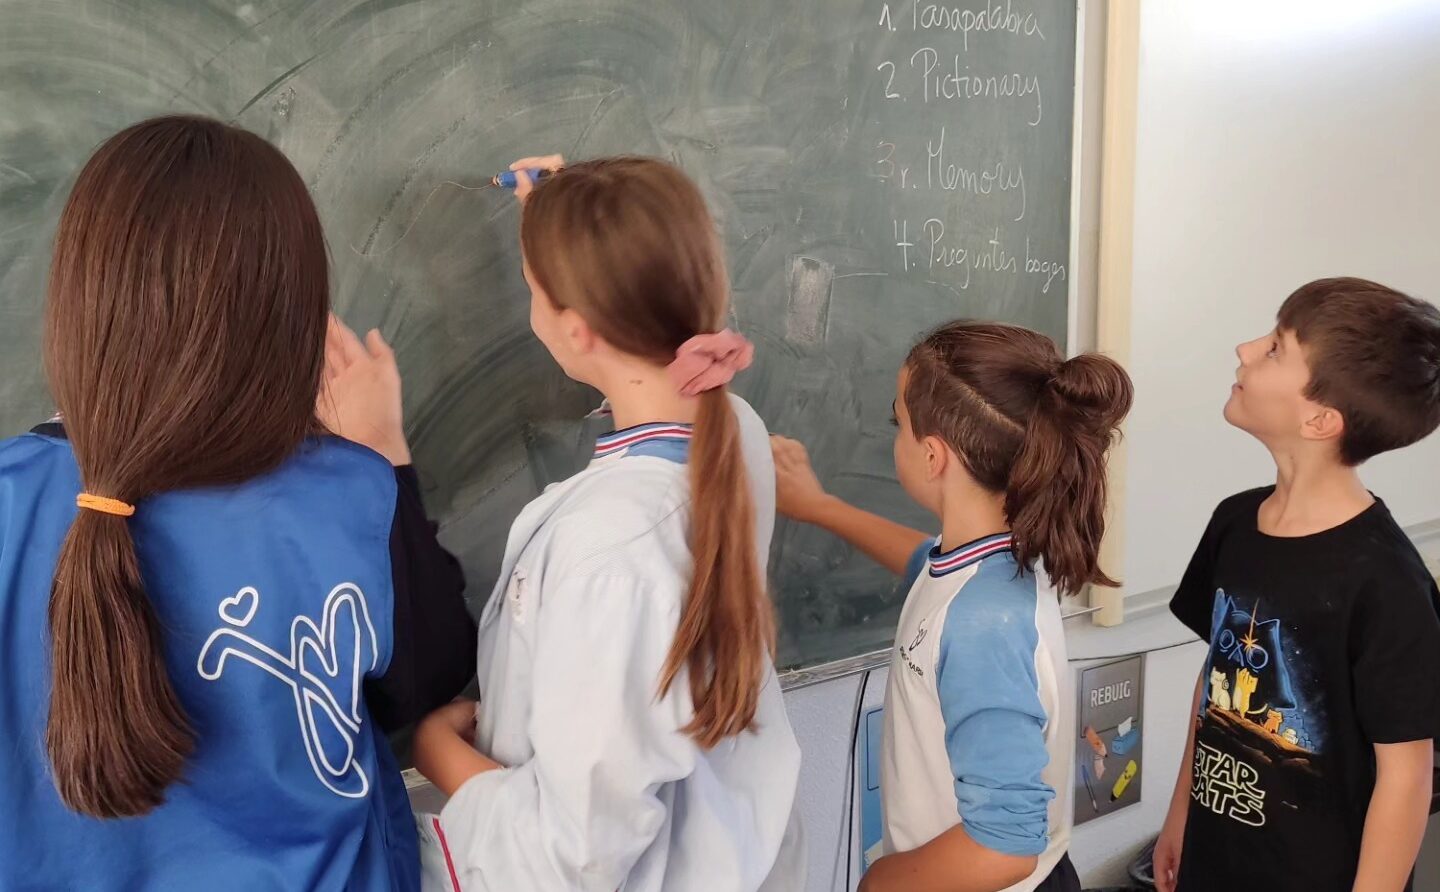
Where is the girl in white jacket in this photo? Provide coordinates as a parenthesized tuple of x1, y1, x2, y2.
(413, 156, 803, 892)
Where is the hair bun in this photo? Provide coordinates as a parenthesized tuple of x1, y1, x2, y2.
(1046, 353, 1134, 434)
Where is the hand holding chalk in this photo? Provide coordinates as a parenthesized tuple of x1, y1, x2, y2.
(490, 169, 552, 190)
(506, 154, 565, 201)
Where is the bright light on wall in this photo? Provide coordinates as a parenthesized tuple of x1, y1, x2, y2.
(1192, 0, 1438, 42)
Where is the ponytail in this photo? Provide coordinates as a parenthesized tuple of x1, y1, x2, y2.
(1006, 354, 1132, 597)
(905, 323, 1133, 598)
(42, 116, 331, 816)
(658, 387, 775, 748)
(521, 157, 777, 747)
(48, 506, 194, 817)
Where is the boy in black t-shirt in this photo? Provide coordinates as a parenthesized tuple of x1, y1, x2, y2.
(1154, 278, 1440, 892)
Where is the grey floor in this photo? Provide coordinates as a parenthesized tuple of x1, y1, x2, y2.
(1419, 816, 1440, 892)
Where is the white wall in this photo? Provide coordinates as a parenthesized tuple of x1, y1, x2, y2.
(1121, 0, 1440, 596)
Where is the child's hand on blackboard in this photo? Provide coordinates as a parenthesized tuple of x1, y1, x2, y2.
(771, 435, 831, 523)
(509, 154, 565, 201)
(317, 314, 412, 466)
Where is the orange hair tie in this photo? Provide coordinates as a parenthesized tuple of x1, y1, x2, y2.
(76, 493, 136, 517)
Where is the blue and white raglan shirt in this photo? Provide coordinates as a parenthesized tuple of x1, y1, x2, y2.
(0, 425, 476, 891)
(437, 395, 805, 892)
(882, 534, 1073, 891)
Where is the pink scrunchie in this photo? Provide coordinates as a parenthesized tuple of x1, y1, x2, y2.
(666, 330, 755, 397)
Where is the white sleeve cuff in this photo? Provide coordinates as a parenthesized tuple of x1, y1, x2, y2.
(436, 766, 515, 885)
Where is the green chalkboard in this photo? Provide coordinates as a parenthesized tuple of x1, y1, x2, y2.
(0, 0, 1077, 670)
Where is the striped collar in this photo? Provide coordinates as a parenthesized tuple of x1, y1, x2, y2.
(928, 532, 1014, 577)
(593, 422, 694, 460)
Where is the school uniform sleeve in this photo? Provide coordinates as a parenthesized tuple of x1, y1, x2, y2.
(899, 540, 932, 593)
(440, 574, 696, 891)
(934, 589, 1054, 857)
(1349, 573, 1440, 743)
(365, 465, 476, 732)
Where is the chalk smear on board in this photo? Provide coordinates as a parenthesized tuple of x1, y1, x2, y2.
(785, 255, 834, 345)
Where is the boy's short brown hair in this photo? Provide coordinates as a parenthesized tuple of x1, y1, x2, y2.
(1279, 277, 1440, 465)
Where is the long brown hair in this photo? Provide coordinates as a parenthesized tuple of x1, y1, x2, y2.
(904, 321, 1132, 597)
(43, 116, 330, 817)
(520, 157, 772, 748)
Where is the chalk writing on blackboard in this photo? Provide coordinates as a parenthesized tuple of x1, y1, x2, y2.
(872, 4, 1063, 299)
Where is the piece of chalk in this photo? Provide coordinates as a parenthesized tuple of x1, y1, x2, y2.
(491, 168, 553, 190)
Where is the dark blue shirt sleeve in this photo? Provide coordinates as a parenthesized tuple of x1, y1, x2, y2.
(900, 539, 931, 593)
(366, 465, 476, 732)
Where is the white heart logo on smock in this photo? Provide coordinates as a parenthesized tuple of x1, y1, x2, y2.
(218, 586, 259, 627)
(196, 583, 378, 798)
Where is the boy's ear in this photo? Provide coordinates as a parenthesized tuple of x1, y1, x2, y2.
(922, 434, 949, 481)
(560, 307, 597, 355)
(1300, 404, 1345, 446)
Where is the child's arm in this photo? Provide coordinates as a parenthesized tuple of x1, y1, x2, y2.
(367, 465, 477, 731)
(1347, 574, 1440, 890)
(1352, 739, 1434, 892)
(414, 700, 501, 795)
(320, 314, 478, 729)
(771, 435, 929, 575)
(859, 824, 1035, 892)
(1154, 672, 1203, 892)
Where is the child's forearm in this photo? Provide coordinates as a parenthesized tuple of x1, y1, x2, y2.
(800, 494, 930, 576)
(859, 824, 1036, 892)
(1154, 673, 1213, 892)
(1169, 673, 1203, 817)
(1352, 740, 1434, 892)
(414, 721, 501, 797)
